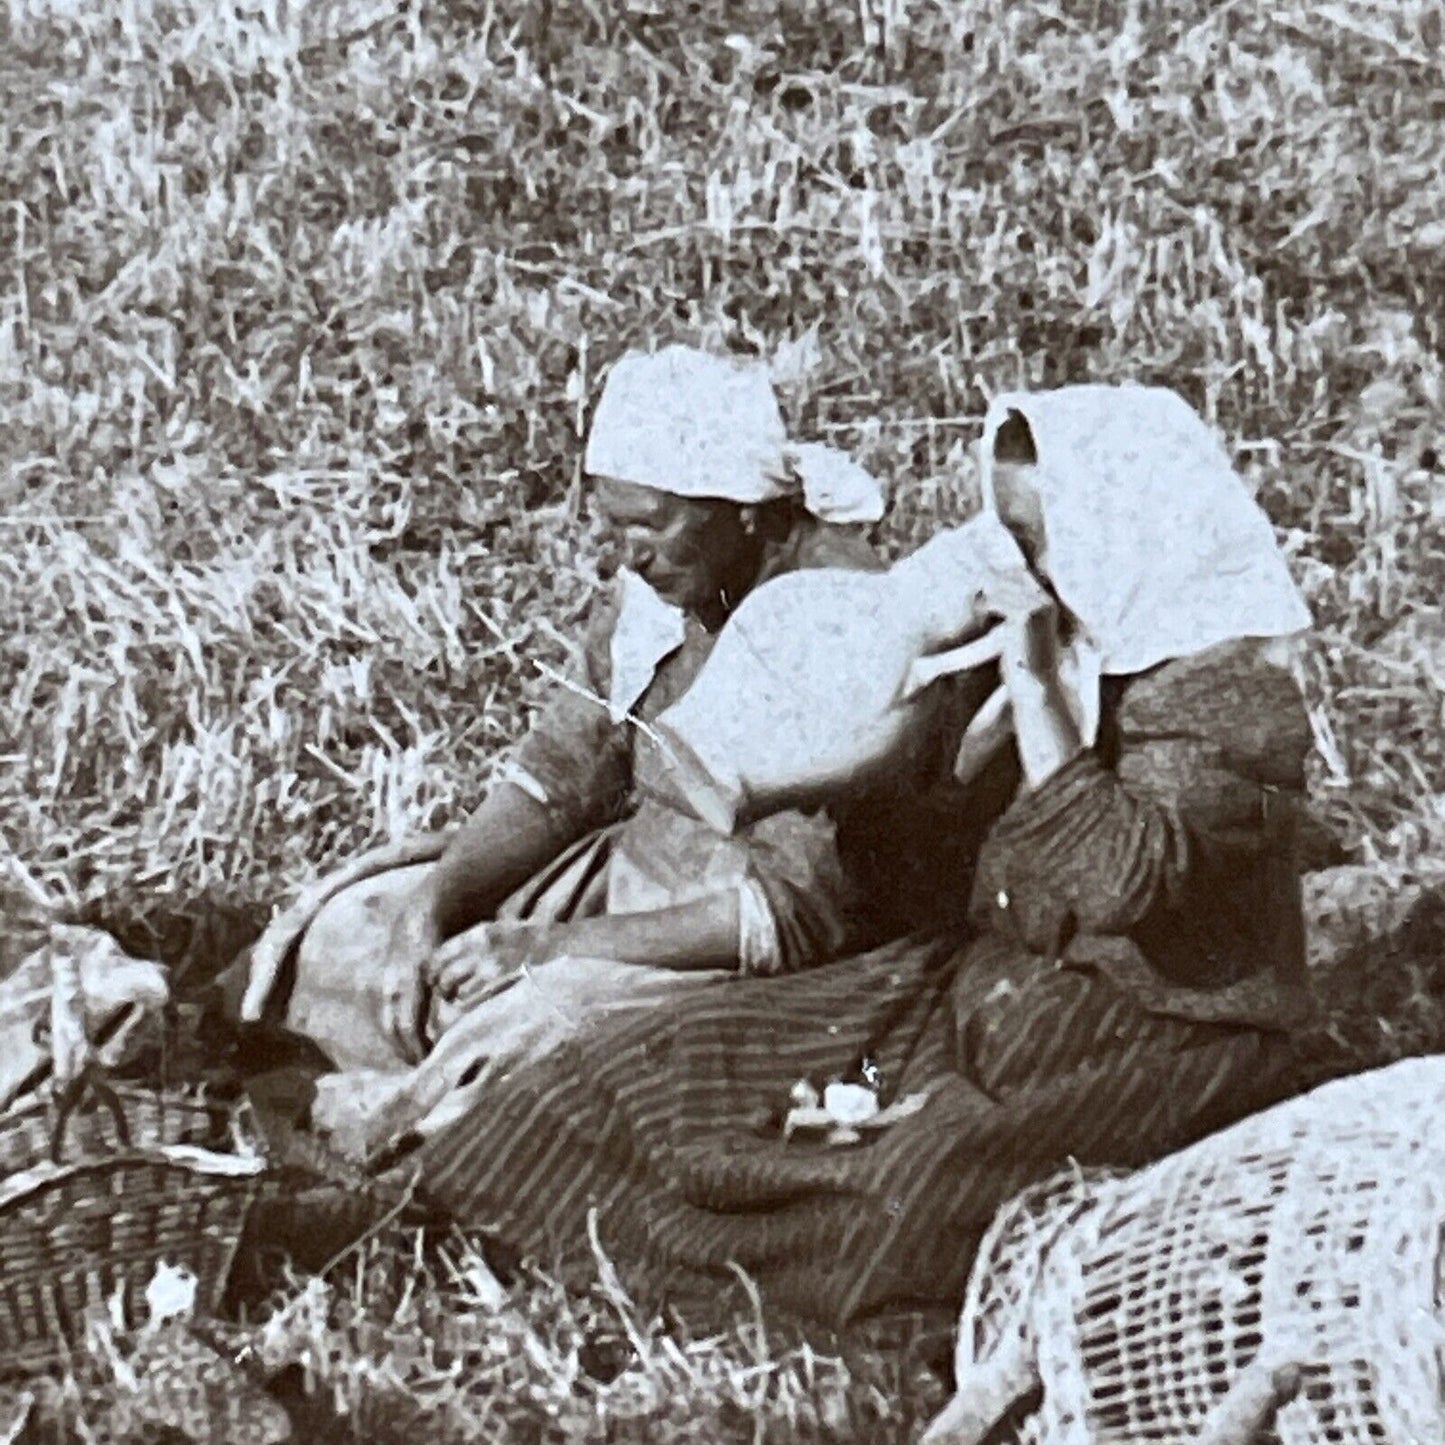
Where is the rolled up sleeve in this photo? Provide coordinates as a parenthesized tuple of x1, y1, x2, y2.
(502, 600, 633, 843)
(738, 808, 856, 976)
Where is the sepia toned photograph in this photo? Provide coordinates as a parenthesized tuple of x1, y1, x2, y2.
(1, 0, 1442, 1439)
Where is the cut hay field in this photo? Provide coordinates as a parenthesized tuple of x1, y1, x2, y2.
(1, 0, 1443, 1438)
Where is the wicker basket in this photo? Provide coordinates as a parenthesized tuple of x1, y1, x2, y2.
(0, 1078, 266, 1378)
(0, 941, 267, 1378)
(0, 1083, 249, 1177)
(925, 1057, 1445, 1445)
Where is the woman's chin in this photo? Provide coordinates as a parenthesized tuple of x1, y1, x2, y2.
(643, 574, 707, 613)
(632, 564, 677, 594)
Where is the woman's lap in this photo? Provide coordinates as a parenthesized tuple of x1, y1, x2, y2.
(415, 936, 1313, 1331)
(262, 831, 726, 1158)
(282, 862, 431, 1072)
(954, 948, 1307, 1152)
(259, 850, 1314, 1330)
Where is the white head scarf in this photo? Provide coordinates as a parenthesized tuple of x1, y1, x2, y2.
(584, 344, 886, 523)
(980, 383, 1312, 678)
(590, 345, 887, 720)
(962, 383, 1312, 755)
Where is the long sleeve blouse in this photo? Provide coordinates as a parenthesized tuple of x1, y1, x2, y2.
(967, 638, 1316, 1028)
(496, 519, 890, 976)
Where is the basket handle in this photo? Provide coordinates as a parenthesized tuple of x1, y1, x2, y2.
(48, 937, 93, 1088)
(45, 940, 133, 1162)
(48, 1066, 133, 1164)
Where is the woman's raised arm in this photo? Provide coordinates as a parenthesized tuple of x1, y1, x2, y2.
(966, 642, 1311, 960)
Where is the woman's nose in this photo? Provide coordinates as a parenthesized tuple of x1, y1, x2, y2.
(589, 518, 642, 575)
(586, 515, 616, 563)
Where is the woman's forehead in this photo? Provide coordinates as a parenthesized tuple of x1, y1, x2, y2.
(594, 475, 666, 516)
(988, 460, 1045, 518)
(593, 476, 705, 525)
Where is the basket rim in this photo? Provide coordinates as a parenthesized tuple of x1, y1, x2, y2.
(0, 1143, 267, 1212)
(0, 1080, 268, 1156)
(1, 1080, 236, 1117)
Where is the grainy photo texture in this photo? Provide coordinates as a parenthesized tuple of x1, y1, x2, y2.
(1, 0, 1442, 1440)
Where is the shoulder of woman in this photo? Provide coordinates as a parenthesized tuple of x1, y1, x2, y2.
(1115, 637, 1312, 772)
(575, 583, 625, 688)
(583, 582, 625, 643)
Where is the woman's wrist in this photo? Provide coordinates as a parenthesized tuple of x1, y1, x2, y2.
(1008, 670, 1085, 787)
(547, 896, 742, 972)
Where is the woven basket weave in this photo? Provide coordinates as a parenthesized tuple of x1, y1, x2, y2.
(0, 1083, 243, 1176)
(0, 941, 266, 1378)
(924, 1056, 1445, 1445)
(0, 1082, 266, 1378)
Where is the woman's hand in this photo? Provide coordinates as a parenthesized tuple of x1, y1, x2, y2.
(425, 919, 555, 1010)
(997, 595, 1085, 789)
(379, 894, 443, 1063)
(1002, 595, 1065, 692)
(954, 561, 1083, 790)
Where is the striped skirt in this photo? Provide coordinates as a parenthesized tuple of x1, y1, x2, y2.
(417, 933, 1313, 1334)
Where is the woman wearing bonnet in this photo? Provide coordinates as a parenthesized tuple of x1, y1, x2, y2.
(404, 383, 1329, 1337)
(232, 344, 992, 1157)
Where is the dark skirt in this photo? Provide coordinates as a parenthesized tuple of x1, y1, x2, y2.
(415, 932, 1314, 1335)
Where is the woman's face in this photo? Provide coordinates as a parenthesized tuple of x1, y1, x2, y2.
(591, 476, 753, 616)
(990, 462, 1049, 575)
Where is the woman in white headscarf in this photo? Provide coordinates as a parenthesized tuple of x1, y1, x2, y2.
(406, 382, 1331, 1343)
(230, 345, 990, 1158)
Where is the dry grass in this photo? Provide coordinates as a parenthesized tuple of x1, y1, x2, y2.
(8, 1231, 946, 1443)
(2, 0, 1443, 1438)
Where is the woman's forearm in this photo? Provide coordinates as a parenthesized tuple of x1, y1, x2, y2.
(548, 892, 742, 972)
(1009, 674, 1085, 790)
(428, 783, 576, 938)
